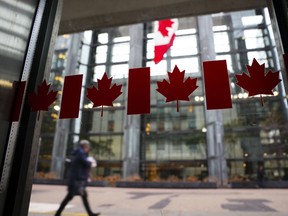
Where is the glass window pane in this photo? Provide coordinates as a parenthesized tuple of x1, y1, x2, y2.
(171, 57, 199, 73)
(112, 55, 129, 63)
(93, 66, 106, 81)
(96, 45, 108, 54)
(247, 51, 267, 63)
(170, 35, 198, 56)
(95, 54, 107, 64)
(176, 28, 197, 35)
(112, 43, 129, 62)
(148, 60, 167, 76)
(146, 39, 154, 59)
(216, 55, 233, 72)
(214, 32, 230, 52)
(112, 43, 129, 55)
(98, 33, 108, 44)
(113, 36, 130, 43)
(110, 64, 129, 79)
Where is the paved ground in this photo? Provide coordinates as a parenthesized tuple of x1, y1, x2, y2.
(29, 184, 288, 216)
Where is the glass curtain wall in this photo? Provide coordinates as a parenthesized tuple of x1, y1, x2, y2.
(36, 7, 288, 183)
(216, 9, 288, 182)
(141, 8, 288, 182)
(73, 26, 131, 179)
(36, 36, 69, 177)
(142, 17, 207, 182)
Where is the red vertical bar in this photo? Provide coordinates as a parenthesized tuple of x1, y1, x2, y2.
(127, 67, 150, 115)
(203, 60, 232, 110)
(11, 81, 26, 121)
(59, 74, 83, 119)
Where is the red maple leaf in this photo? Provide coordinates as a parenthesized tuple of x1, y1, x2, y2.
(86, 73, 122, 117)
(235, 58, 281, 106)
(28, 80, 58, 119)
(158, 19, 174, 37)
(156, 65, 198, 112)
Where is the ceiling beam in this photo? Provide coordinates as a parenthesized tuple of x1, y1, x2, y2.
(59, 0, 267, 34)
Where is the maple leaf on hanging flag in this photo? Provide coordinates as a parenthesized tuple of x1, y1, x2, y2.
(156, 65, 198, 112)
(154, 18, 178, 64)
(28, 80, 58, 119)
(158, 19, 174, 36)
(235, 58, 281, 106)
(86, 73, 122, 117)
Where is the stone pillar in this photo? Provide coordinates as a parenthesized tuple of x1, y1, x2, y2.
(50, 33, 83, 178)
(122, 24, 144, 179)
(197, 15, 228, 186)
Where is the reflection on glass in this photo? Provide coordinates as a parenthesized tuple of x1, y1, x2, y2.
(0, 0, 38, 171)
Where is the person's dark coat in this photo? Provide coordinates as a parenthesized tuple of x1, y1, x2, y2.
(257, 167, 264, 181)
(68, 147, 91, 194)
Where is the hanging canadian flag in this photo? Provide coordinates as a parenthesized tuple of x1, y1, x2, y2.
(154, 19, 178, 64)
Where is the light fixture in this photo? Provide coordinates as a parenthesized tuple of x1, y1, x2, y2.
(243, 93, 248, 98)
(0, 79, 13, 89)
(53, 105, 60, 111)
(87, 103, 93, 109)
(273, 91, 279, 96)
(113, 102, 121, 107)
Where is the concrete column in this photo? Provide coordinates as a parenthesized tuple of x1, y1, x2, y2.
(50, 33, 83, 178)
(122, 24, 144, 179)
(197, 15, 228, 186)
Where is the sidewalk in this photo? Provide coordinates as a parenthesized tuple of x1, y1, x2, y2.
(29, 184, 288, 216)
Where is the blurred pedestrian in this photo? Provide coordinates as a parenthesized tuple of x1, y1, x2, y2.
(257, 165, 264, 188)
(283, 168, 288, 181)
(55, 140, 100, 216)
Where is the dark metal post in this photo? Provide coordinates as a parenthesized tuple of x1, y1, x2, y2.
(268, 0, 288, 84)
(270, 0, 288, 53)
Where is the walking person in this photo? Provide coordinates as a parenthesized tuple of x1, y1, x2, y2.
(55, 140, 100, 216)
(257, 165, 264, 188)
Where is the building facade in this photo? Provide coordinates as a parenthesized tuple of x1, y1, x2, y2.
(36, 7, 288, 185)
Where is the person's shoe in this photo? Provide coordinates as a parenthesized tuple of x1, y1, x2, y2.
(90, 213, 101, 216)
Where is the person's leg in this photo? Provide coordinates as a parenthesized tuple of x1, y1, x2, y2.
(81, 190, 100, 216)
(55, 192, 74, 216)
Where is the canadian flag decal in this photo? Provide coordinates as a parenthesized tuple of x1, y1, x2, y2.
(154, 19, 178, 64)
